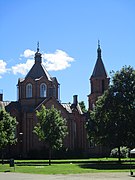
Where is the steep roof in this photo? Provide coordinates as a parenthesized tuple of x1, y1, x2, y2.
(25, 48, 52, 81)
(5, 101, 21, 112)
(35, 97, 83, 115)
(91, 43, 108, 78)
(62, 103, 83, 114)
(25, 62, 52, 81)
(0, 101, 11, 109)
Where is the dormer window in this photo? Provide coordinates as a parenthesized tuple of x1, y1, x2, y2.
(26, 83, 32, 98)
(40, 83, 47, 97)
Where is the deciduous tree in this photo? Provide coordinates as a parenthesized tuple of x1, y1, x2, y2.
(34, 105, 68, 165)
(0, 109, 17, 162)
(86, 66, 135, 161)
(79, 101, 87, 113)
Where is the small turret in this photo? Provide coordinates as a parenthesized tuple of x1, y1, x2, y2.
(35, 42, 42, 64)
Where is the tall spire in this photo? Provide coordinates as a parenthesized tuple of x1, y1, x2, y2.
(91, 41, 108, 78)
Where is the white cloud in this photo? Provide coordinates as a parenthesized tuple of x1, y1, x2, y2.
(43, 49, 74, 71)
(11, 49, 74, 75)
(0, 60, 9, 75)
(12, 59, 34, 75)
(20, 49, 35, 58)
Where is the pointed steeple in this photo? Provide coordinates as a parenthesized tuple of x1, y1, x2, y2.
(88, 42, 110, 111)
(91, 41, 108, 78)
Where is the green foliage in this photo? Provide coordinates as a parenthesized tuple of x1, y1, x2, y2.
(34, 105, 68, 150)
(110, 147, 129, 158)
(79, 101, 87, 113)
(0, 109, 17, 150)
(86, 66, 135, 155)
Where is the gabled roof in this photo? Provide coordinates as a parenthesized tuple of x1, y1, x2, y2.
(91, 43, 108, 78)
(62, 103, 72, 113)
(35, 97, 83, 115)
(62, 103, 83, 114)
(35, 97, 70, 117)
(5, 101, 21, 112)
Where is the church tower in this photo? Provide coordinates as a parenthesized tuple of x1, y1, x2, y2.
(88, 41, 110, 110)
(17, 43, 60, 108)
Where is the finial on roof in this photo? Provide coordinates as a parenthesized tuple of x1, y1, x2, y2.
(37, 41, 39, 52)
(98, 39, 100, 49)
(97, 40, 101, 58)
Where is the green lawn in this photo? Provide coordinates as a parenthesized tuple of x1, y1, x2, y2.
(0, 163, 98, 174)
(0, 158, 134, 174)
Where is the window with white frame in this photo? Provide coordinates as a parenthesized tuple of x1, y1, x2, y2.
(40, 83, 47, 97)
(26, 83, 32, 98)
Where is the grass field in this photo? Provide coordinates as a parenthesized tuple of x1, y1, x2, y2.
(0, 158, 134, 174)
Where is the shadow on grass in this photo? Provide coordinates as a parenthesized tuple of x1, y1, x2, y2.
(79, 163, 135, 170)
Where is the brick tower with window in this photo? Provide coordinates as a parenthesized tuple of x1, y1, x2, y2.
(17, 45, 60, 107)
(88, 41, 110, 111)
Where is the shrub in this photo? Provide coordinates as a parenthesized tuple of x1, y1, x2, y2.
(110, 146, 129, 158)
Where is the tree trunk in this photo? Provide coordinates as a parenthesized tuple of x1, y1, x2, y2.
(118, 146, 121, 163)
(49, 148, 52, 165)
(1, 148, 4, 165)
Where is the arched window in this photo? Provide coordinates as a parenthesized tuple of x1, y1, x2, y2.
(26, 83, 32, 98)
(40, 83, 47, 97)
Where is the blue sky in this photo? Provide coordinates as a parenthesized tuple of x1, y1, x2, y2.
(0, 0, 135, 108)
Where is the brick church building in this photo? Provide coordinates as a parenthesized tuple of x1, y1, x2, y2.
(0, 42, 109, 158)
